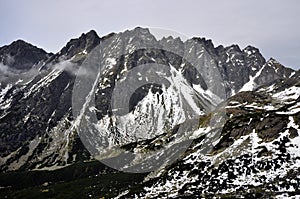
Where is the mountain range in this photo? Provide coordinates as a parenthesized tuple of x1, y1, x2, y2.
(0, 27, 299, 198)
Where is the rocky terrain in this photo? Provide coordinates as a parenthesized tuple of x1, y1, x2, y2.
(0, 27, 299, 198)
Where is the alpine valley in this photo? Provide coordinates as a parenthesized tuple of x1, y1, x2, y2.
(0, 27, 299, 198)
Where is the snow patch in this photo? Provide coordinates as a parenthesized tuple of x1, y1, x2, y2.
(239, 66, 265, 92)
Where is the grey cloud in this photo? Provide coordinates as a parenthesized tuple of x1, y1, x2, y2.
(53, 60, 94, 77)
(0, 63, 13, 75)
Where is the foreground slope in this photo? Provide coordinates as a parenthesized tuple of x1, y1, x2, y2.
(119, 75, 300, 198)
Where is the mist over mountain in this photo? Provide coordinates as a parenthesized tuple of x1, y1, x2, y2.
(0, 27, 299, 198)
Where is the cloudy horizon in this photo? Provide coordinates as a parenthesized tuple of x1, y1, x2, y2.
(1, 0, 299, 69)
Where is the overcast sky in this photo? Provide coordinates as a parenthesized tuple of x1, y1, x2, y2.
(1, 0, 299, 69)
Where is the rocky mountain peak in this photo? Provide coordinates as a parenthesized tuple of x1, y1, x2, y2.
(267, 57, 280, 65)
(132, 26, 151, 34)
(0, 39, 50, 70)
(58, 30, 101, 60)
(243, 45, 260, 55)
(84, 29, 98, 38)
(160, 35, 183, 43)
(243, 45, 266, 66)
(191, 37, 215, 50)
(121, 27, 157, 45)
(226, 44, 241, 52)
(11, 39, 31, 47)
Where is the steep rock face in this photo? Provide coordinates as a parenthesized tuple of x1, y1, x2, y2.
(44, 30, 101, 66)
(0, 27, 297, 173)
(256, 58, 295, 84)
(216, 45, 266, 94)
(0, 31, 102, 171)
(0, 40, 50, 70)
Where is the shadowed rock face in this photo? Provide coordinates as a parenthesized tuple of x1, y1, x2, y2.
(0, 27, 299, 198)
(0, 40, 51, 70)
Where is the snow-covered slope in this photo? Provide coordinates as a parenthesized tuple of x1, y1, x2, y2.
(116, 75, 300, 198)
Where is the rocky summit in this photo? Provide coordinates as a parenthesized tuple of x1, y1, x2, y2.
(0, 27, 299, 198)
